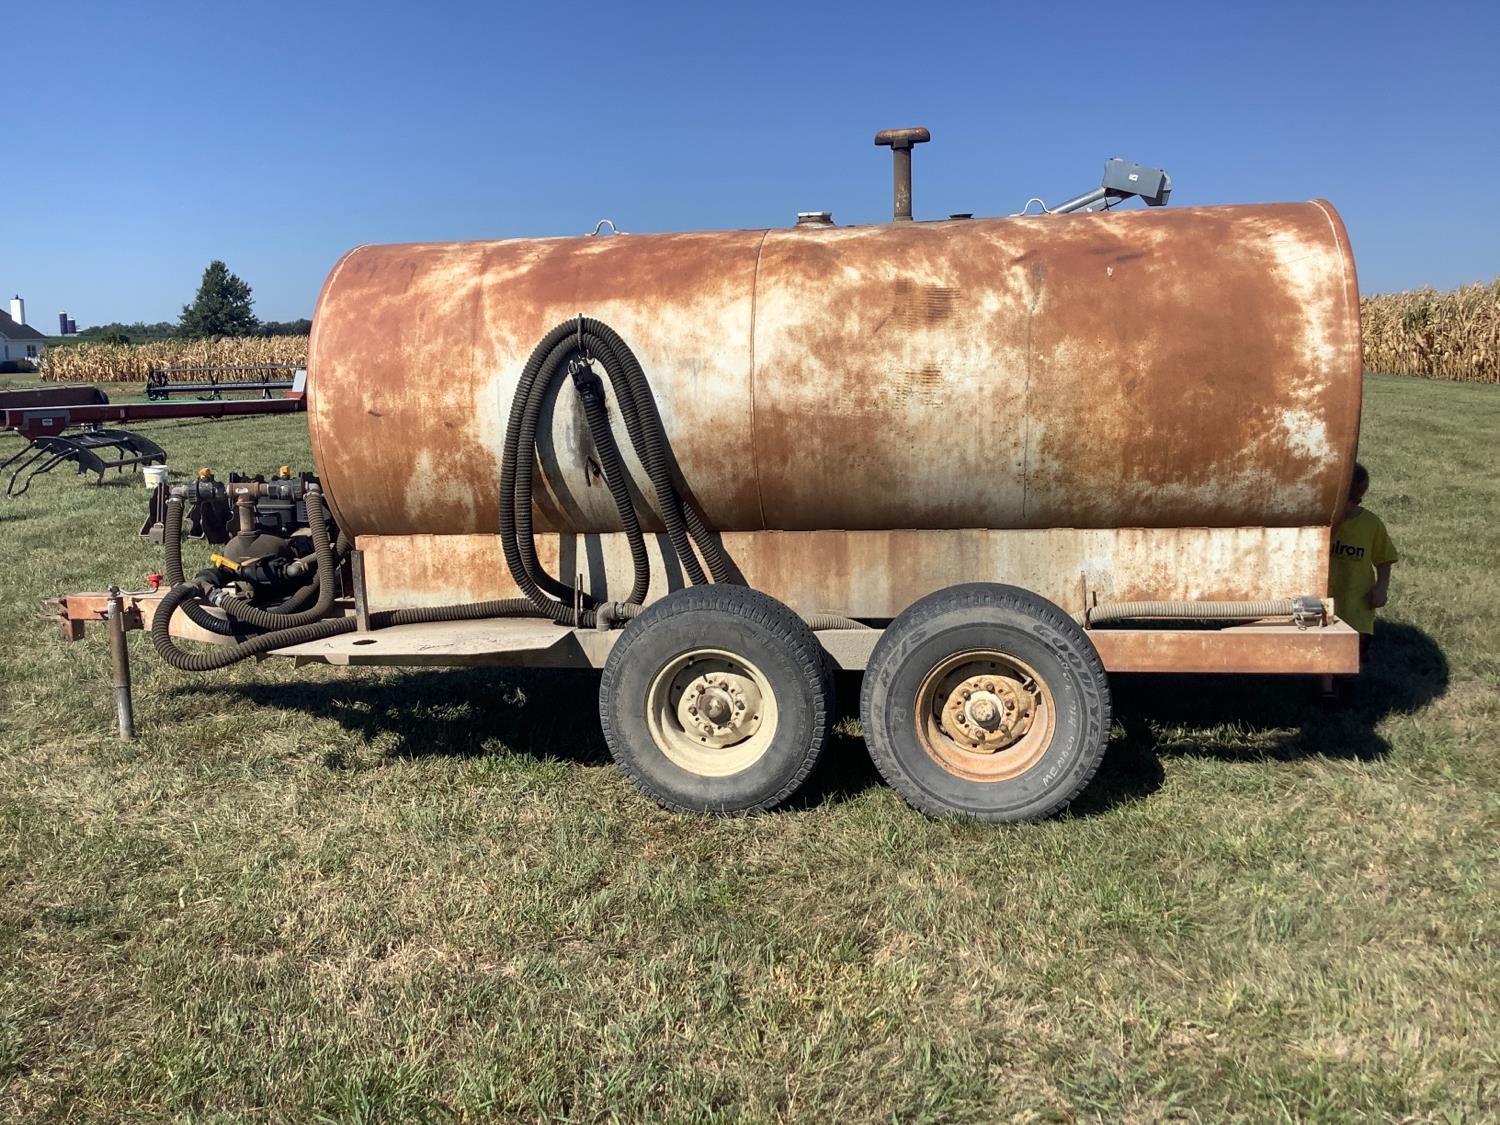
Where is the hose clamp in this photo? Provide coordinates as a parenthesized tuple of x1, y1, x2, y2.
(1291, 595, 1326, 630)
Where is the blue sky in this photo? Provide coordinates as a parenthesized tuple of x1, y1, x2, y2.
(7, 0, 1498, 327)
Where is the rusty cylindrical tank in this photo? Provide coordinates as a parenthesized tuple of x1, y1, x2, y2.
(307, 202, 1361, 615)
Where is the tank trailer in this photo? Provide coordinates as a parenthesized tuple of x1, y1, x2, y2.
(54, 128, 1363, 821)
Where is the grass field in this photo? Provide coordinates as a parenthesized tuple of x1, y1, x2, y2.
(1, 375, 1496, 1122)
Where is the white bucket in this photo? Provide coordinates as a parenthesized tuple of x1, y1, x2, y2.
(143, 464, 170, 489)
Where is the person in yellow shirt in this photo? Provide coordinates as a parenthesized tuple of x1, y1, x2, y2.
(1324, 463, 1397, 693)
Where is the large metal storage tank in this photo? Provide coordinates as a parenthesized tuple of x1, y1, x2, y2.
(306, 201, 1362, 615)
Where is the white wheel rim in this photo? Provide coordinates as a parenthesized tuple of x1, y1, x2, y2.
(646, 648, 780, 777)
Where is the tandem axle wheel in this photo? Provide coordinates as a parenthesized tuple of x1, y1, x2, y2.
(599, 585, 834, 814)
(861, 583, 1112, 822)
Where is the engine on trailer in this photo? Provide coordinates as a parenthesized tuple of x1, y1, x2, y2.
(141, 467, 342, 610)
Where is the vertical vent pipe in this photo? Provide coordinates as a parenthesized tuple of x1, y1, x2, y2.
(874, 127, 931, 221)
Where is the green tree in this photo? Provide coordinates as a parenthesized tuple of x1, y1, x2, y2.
(260, 318, 312, 337)
(179, 261, 260, 338)
(76, 320, 178, 343)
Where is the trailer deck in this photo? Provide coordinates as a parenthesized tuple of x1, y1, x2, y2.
(45, 590, 1361, 675)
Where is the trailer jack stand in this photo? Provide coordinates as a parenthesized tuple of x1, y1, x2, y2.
(106, 586, 136, 741)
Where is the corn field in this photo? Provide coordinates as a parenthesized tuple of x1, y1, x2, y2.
(1361, 278, 1500, 383)
(39, 337, 307, 384)
(33, 280, 1500, 385)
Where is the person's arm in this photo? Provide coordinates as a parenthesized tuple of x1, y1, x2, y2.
(1368, 562, 1393, 609)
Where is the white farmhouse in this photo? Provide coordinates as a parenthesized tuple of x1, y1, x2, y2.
(1, 296, 47, 366)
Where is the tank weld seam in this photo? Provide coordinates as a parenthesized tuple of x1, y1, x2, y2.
(749, 229, 771, 530)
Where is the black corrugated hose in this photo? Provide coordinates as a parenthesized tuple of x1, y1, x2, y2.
(151, 583, 353, 671)
(500, 318, 735, 627)
(162, 497, 248, 638)
(151, 585, 541, 672)
(573, 359, 650, 606)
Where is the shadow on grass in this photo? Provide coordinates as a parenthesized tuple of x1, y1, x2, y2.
(191, 668, 612, 769)
(184, 622, 1447, 813)
(1070, 621, 1450, 815)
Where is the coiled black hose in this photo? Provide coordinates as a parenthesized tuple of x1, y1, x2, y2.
(579, 323, 730, 583)
(151, 583, 355, 671)
(573, 360, 650, 606)
(506, 323, 594, 608)
(151, 586, 545, 673)
(591, 321, 734, 583)
(500, 318, 736, 626)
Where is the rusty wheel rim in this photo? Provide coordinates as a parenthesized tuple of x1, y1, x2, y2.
(913, 649, 1056, 782)
(646, 648, 779, 777)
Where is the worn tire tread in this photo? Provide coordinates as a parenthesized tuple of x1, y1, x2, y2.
(860, 582, 1111, 821)
(600, 584, 834, 814)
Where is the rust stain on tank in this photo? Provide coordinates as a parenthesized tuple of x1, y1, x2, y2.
(357, 526, 1329, 621)
(309, 202, 1361, 542)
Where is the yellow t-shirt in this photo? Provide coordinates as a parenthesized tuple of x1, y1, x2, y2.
(1329, 509, 1398, 634)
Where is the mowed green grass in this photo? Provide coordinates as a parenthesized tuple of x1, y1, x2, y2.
(1, 375, 1496, 1123)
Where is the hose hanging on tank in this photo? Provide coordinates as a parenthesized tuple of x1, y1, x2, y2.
(499, 317, 735, 627)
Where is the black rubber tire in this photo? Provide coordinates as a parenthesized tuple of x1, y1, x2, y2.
(599, 585, 835, 814)
(860, 583, 1111, 822)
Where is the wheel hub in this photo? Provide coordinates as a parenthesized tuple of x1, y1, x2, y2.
(674, 664, 764, 750)
(935, 671, 1037, 753)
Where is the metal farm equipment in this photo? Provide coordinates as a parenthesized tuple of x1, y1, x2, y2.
(1, 375, 307, 496)
(3, 426, 167, 496)
(48, 129, 1366, 824)
(145, 364, 299, 401)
